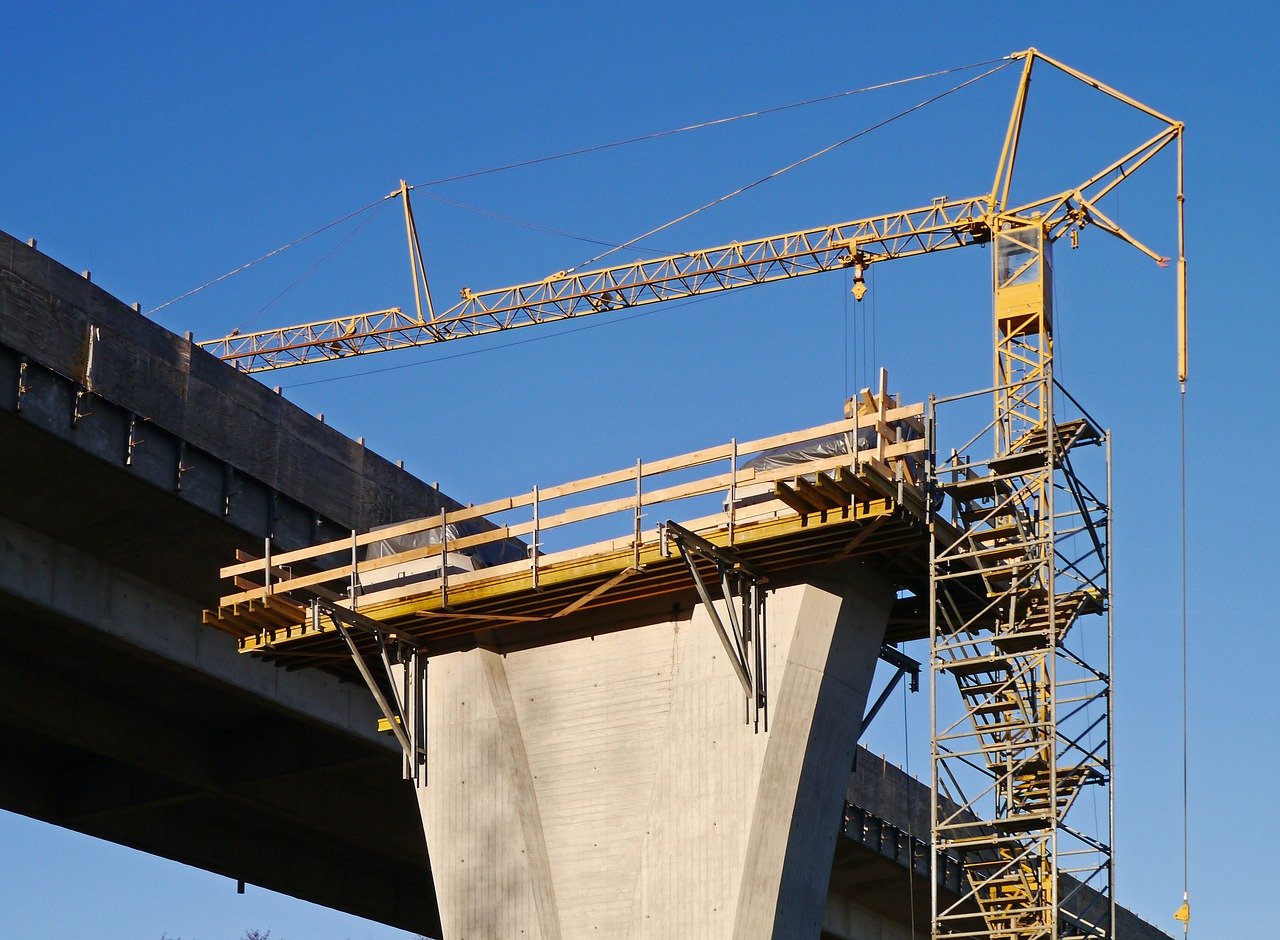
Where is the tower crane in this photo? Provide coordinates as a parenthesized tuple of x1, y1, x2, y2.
(199, 48, 1185, 940)
(199, 50, 1184, 387)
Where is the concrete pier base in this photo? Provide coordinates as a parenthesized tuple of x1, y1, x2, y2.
(415, 562, 892, 939)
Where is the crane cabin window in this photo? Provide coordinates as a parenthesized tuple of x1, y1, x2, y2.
(995, 226, 1045, 289)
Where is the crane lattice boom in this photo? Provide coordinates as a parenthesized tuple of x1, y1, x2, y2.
(199, 195, 997, 373)
(197, 49, 1182, 379)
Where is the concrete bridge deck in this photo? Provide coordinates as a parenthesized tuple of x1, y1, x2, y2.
(0, 229, 449, 933)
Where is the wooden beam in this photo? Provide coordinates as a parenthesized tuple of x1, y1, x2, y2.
(812, 471, 852, 508)
(831, 516, 889, 560)
(412, 610, 545, 624)
(553, 566, 638, 619)
(774, 481, 815, 517)
(221, 406, 926, 579)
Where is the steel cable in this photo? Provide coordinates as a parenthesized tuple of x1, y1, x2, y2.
(565, 61, 1015, 274)
(150, 56, 1012, 320)
(409, 57, 1013, 189)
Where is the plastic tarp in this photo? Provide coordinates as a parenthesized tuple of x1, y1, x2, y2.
(740, 428, 879, 474)
(734, 419, 923, 508)
(363, 514, 528, 570)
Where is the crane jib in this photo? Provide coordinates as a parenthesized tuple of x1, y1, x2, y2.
(203, 195, 996, 372)
(198, 48, 1183, 379)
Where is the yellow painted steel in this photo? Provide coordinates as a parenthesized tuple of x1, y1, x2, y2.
(925, 49, 1184, 940)
(198, 49, 1185, 385)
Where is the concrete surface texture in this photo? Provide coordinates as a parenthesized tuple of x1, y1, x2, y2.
(415, 562, 892, 939)
(0, 228, 456, 932)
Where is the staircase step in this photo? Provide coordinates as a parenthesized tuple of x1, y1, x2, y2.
(969, 542, 1033, 563)
(960, 505, 1007, 526)
(1009, 417, 1099, 457)
(972, 717, 1040, 734)
(992, 630, 1052, 654)
(967, 522, 1025, 543)
(943, 473, 1016, 501)
(943, 655, 1011, 678)
(958, 679, 1015, 698)
(972, 697, 1022, 717)
(992, 813, 1053, 833)
(988, 450, 1049, 476)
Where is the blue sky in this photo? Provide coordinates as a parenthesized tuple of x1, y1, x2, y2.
(2, 3, 1275, 937)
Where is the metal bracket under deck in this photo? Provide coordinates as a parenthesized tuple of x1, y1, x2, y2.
(312, 599, 429, 786)
(860, 644, 921, 737)
(660, 520, 769, 732)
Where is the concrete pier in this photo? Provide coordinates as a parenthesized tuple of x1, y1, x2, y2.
(417, 563, 891, 938)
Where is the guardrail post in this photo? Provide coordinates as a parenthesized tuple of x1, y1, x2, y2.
(263, 537, 272, 596)
(633, 458, 642, 569)
(531, 484, 540, 590)
(350, 528, 360, 609)
(728, 438, 737, 545)
(440, 506, 449, 608)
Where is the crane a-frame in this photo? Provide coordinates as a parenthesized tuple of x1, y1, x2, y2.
(199, 49, 1185, 940)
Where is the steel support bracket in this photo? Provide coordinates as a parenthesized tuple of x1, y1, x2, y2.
(313, 599, 429, 786)
(663, 520, 769, 732)
(859, 644, 921, 737)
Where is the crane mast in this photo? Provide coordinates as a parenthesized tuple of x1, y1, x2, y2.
(196, 49, 1185, 940)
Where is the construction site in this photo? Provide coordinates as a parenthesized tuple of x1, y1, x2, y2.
(0, 27, 1220, 940)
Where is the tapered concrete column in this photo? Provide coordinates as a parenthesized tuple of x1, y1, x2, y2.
(415, 562, 892, 939)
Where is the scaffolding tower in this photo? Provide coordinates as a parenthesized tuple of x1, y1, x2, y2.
(929, 218, 1115, 939)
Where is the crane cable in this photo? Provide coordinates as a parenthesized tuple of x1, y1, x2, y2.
(1173, 381, 1191, 935)
(566, 60, 1014, 274)
(145, 196, 388, 317)
(1172, 126, 1191, 936)
(231, 197, 393, 335)
(407, 56, 1012, 189)
(145, 56, 1013, 319)
(416, 189, 674, 256)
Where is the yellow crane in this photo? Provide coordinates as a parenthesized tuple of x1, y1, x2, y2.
(200, 48, 1184, 940)
(198, 51, 1184, 386)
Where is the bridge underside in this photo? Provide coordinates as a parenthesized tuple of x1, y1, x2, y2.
(0, 408, 440, 932)
(0, 591, 435, 927)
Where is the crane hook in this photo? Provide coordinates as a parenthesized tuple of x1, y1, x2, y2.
(851, 261, 869, 302)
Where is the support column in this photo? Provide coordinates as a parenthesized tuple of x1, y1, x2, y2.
(415, 561, 892, 939)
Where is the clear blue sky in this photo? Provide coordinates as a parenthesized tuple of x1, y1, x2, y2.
(2, 3, 1275, 937)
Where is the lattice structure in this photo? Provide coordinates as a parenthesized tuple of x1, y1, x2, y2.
(928, 222, 1114, 939)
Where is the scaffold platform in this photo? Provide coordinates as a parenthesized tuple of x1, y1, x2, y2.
(205, 384, 949, 673)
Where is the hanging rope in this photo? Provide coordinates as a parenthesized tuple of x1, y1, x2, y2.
(842, 268, 851, 401)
